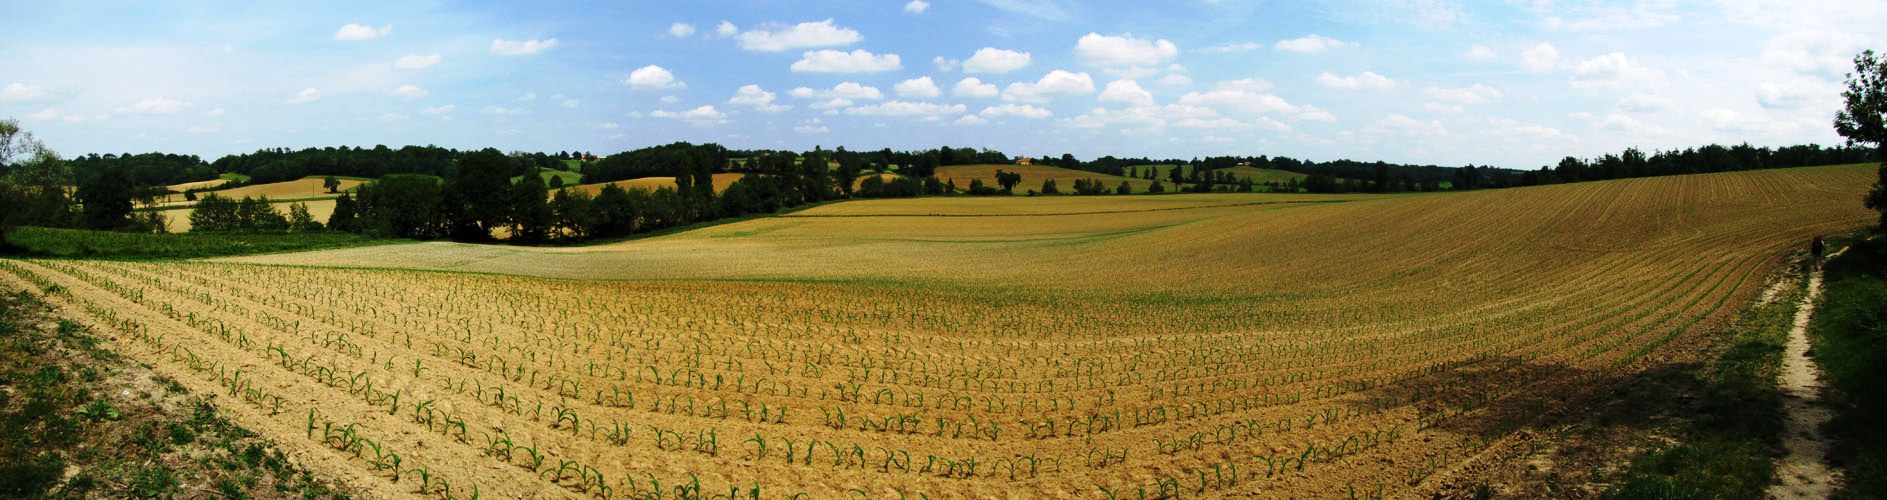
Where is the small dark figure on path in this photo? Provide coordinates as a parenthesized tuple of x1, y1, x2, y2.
(1811, 235, 1826, 269)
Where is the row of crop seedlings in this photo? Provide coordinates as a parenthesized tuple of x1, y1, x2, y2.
(206, 256, 1509, 447)
(98, 260, 1432, 487)
(183, 258, 1441, 407)
(88, 261, 1102, 490)
(10, 260, 507, 499)
(129, 254, 1736, 486)
(35, 260, 816, 499)
(199, 256, 1547, 439)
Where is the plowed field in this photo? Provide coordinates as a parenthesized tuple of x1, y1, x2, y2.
(2, 165, 1876, 498)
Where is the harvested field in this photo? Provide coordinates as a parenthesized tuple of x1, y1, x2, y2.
(568, 173, 747, 197)
(152, 198, 337, 233)
(155, 177, 366, 206)
(166, 178, 231, 192)
(935, 164, 1164, 193)
(852, 172, 905, 190)
(2, 165, 1877, 498)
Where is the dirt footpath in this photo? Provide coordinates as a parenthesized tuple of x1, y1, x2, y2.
(1769, 251, 1845, 499)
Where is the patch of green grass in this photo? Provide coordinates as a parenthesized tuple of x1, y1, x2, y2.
(218, 172, 252, 183)
(514, 168, 584, 187)
(1809, 233, 1887, 500)
(0, 289, 351, 498)
(3, 226, 394, 260)
(1601, 254, 1805, 499)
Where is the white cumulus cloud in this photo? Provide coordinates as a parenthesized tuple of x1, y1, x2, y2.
(1201, 42, 1264, 54)
(1, 83, 51, 101)
(963, 47, 1032, 73)
(953, 77, 999, 98)
(1002, 69, 1096, 102)
(737, 19, 862, 52)
(1076, 33, 1179, 66)
(1274, 34, 1354, 53)
(118, 97, 193, 115)
(421, 104, 455, 115)
(795, 118, 830, 133)
(980, 103, 1053, 118)
(904, 0, 930, 14)
(1177, 79, 1302, 115)
(284, 88, 321, 105)
(393, 53, 441, 69)
(491, 38, 558, 56)
(1570, 52, 1657, 89)
(791, 49, 901, 73)
(1098, 79, 1154, 106)
(728, 84, 791, 112)
(390, 84, 428, 98)
(625, 65, 686, 90)
(841, 100, 965, 119)
(1315, 71, 1395, 90)
(669, 22, 696, 38)
(792, 82, 884, 101)
(894, 77, 941, 98)
(715, 21, 738, 37)
(1464, 45, 1497, 61)
(1423, 84, 1501, 104)
(649, 105, 728, 126)
(1521, 43, 1560, 72)
(333, 23, 390, 41)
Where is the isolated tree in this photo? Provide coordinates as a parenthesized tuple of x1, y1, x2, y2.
(548, 175, 565, 189)
(329, 193, 358, 232)
(1148, 180, 1165, 194)
(236, 196, 288, 231)
(1116, 180, 1132, 195)
(1, 119, 74, 234)
(450, 149, 514, 239)
(1836, 49, 1887, 228)
(994, 170, 1022, 193)
(323, 175, 341, 193)
(834, 158, 862, 197)
(76, 167, 134, 230)
(1040, 178, 1060, 195)
(287, 202, 323, 232)
(509, 171, 551, 243)
(548, 188, 592, 240)
(188, 194, 241, 232)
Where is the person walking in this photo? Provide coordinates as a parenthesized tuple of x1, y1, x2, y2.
(1811, 235, 1826, 269)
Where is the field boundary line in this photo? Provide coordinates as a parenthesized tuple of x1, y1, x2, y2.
(779, 199, 1353, 218)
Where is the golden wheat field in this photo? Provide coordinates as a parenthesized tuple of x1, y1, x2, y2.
(0, 165, 1875, 499)
(935, 164, 1164, 194)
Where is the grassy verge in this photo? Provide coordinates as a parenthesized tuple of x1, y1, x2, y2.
(0, 288, 350, 498)
(1601, 255, 1807, 498)
(3, 226, 394, 260)
(1809, 232, 1887, 499)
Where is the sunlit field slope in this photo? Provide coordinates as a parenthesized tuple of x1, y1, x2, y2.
(935, 164, 1166, 193)
(0, 165, 1875, 498)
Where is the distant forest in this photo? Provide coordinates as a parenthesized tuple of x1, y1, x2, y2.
(6, 130, 1876, 243)
(1021, 143, 1876, 193)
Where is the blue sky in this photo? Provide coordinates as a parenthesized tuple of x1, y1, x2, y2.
(1, 1, 1880, 168)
